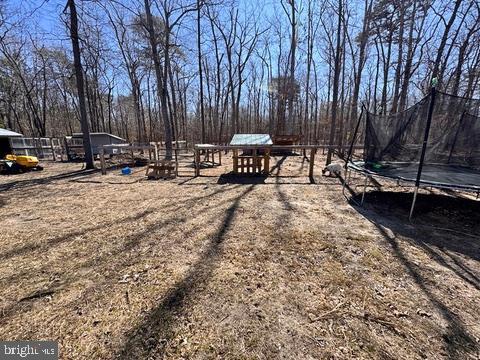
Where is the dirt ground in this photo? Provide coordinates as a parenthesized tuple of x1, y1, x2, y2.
(0, 153, 479, 359)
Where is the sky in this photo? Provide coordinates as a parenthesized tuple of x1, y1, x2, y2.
(4, 0, 316, 96)
(2, 0, 444, 107)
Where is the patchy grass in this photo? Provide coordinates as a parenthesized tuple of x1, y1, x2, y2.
(0, 153, 479, 359)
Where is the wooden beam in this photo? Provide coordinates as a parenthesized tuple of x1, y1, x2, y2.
(233, 149, 238, 173)
(174, 148, 179, 177)
(194, 144, 363, 151)
(100, 148, 106, 175)
(264, 149, 270, 174)
(50, 139, 57, 162)
(195, 148, 200, 176)
(309, 148, 316, 178)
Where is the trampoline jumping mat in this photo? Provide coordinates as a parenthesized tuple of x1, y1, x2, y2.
(349, 161, 480, 191)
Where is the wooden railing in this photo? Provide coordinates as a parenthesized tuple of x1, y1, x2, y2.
(193, 144, 363, 177)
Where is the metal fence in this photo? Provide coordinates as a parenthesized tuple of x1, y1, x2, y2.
(10, 137, 63, 160)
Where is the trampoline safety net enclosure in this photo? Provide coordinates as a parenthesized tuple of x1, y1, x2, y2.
(349, 89, 480, 191)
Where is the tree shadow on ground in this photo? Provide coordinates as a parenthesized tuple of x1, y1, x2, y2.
(353, 191, 480, 261)
(217, 173, 267, 184)
(0, 168, 100, 192)
(0, 184, 249, 330)
(273, 156, 295, 212)
(0, 209, 154, 263)
(351, 191, 480, 358)
(116, 184, 256, 359)
(0, 183, 244, 288)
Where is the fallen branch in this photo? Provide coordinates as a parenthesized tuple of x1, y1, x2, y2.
(309, 301, 346, 322)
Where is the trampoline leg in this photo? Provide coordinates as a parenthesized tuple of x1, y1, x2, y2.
(409, 186, 419, 220)
(342, 168, 349, 196)
(361, 175, 369, 205)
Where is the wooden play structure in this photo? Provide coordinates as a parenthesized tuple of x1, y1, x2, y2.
(194, 133, 364, 178)
(96, 135, 362, 180)
(194, 144, 321, 178)
(99, 144, 157, 175)
(145, 160, 177, 179)
(231, 148, 270, 175)
(99, 143, 184, 179)
(229, 134, 273, 175)
(197, 144, 222, 166)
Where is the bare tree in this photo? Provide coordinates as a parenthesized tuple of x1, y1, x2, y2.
(66, 0, 94, 169)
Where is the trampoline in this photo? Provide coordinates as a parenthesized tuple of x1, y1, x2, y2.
(349, 161, 480, 191)
(345, 88, 480, 218)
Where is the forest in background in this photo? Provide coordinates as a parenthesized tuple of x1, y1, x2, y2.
(0, 0, 479, 148)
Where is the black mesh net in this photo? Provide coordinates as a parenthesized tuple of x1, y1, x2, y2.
(356, 90, 480, 188)
(364, 90, 480, 170)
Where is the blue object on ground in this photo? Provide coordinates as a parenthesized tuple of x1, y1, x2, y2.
(121, 167, 131, 175)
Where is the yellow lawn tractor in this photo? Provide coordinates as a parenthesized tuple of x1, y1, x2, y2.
(0, 154, 43, 174)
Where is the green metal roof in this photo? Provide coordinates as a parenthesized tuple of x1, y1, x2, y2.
(230, 134, 273, 146)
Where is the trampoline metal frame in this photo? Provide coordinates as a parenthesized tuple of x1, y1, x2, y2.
(344, 87, 480, 220)
(342, 164, 480, 218)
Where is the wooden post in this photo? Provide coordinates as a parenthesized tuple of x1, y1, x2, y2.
(309, 148, 316, 178)
(263, 148, 270, 175)
(50, 138, 57, 161)
(233, 149, 238, 173)
(100, 148, 106, 175)
(174, 147, 178, 177)
(195, 148, 200, 176)
(219, 149, 222, 165)
(253, 149, 258, 174)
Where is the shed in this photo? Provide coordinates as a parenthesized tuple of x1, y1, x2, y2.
(0, 129, 23, 158)
(229, 134, 272, 175)
(66, 132, 127, 159)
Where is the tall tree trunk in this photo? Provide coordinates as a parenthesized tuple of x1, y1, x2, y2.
(144, 0, 173, 160)
(391, 2, 405, 113)
(326, 0, 342, 165)
(287, 0, 296, 132)
(67, 0, 94, 169)
(350, 0, 372, 126)
(197, 0, 206, 143)
(431, 0, 462, 86)
(398, 1, 418, 111)
(304, 0, 313, 143)
(380, 26, 393, 115)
